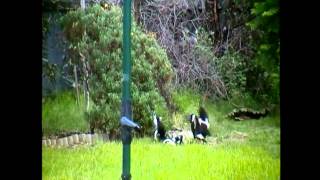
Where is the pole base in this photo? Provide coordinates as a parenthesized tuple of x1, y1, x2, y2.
(121, 174, 131, 180)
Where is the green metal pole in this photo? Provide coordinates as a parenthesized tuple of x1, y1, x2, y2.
(121, 0, 132, 180)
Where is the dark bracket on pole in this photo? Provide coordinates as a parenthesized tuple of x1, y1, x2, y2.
(121, 100, 132, 144)
(120, 115, 141, 145)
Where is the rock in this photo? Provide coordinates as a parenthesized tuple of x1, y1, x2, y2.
(47, 139, 51, 146)
(92, 134, 100, 144)
(73, 134, 79, 144)
(57, 138, 63, 147)
(68, 136, 74, 145)
(79, 134, 86, 144)
(86, 134, 92, 144)
(51, 139, 57, 147)
(62, 137, 68, 147)
(42, 140, 47, 146)
(94, 133, 102, 141)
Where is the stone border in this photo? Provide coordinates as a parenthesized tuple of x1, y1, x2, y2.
(42, 133, 104, 148)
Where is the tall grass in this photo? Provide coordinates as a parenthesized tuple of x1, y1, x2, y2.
(42, 89, 280, 179)
(42, 91, 89, 136)
(43, 139, 279, 180)
(171, 88, 280, 157)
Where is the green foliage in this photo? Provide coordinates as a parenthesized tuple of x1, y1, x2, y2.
(43, 102, 280, 179)
(199, 28, 247, 97)
(170, 88, 277, 129)
(42, 91, 89, 136)
(43, 0, 74, 12)
(42, 59, 58, 85)
(246, 0, 280, 104)
(172, 88, 202, 114)
(61, 5, 173, 136)
(43, 88, 280, 179)
(193, 29, 247, 98)
(42, 13, 50, 38)
(215, 52, 247, 96)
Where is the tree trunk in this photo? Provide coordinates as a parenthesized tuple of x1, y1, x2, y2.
(79, 53, 90, 112)
(73, 65, 80, 106)
(207, 0, 230, 44)
(133, 0, 142, 24)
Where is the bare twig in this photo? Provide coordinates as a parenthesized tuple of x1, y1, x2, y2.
(139, 0, 229, 98)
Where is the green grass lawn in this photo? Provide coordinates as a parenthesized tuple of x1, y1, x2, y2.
(43, 89, 280, 179)
(43, 137, 279, 179)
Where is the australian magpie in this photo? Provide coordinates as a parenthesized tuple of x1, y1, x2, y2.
(152, 113, 183, 145)
(188, 106, 210, 142)
(153, 113, 166, 141)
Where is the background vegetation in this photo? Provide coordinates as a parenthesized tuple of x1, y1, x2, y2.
(43, 89, 280, 179)
(42, 91, 88, 136)
(59, 5, 173, 137)
(42, 0, 279, 137)
(42, 1, 279, 178)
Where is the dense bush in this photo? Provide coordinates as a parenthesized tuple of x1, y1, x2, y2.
(42, 91, 88, 136)
(246, 0, 279, 104)
(61, 4, 173, 137)
(215, 52, 247, 97)
(186, 28, 247, 99)
(192, 0, 279, 105)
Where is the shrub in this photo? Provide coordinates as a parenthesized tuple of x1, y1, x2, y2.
(214, 51, 247, 97)
(186, 28, 247, 100)
(246, 0, 280, 104)
(61, 4, 173, 137)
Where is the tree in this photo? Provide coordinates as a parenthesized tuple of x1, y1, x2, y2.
(246, 0, 279, 104)
(61, 4, 173, 137)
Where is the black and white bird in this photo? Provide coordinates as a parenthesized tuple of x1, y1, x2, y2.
(152, 113, 183, 145)
(188, 107, 210, 142)
(153, 113, 166, 141)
